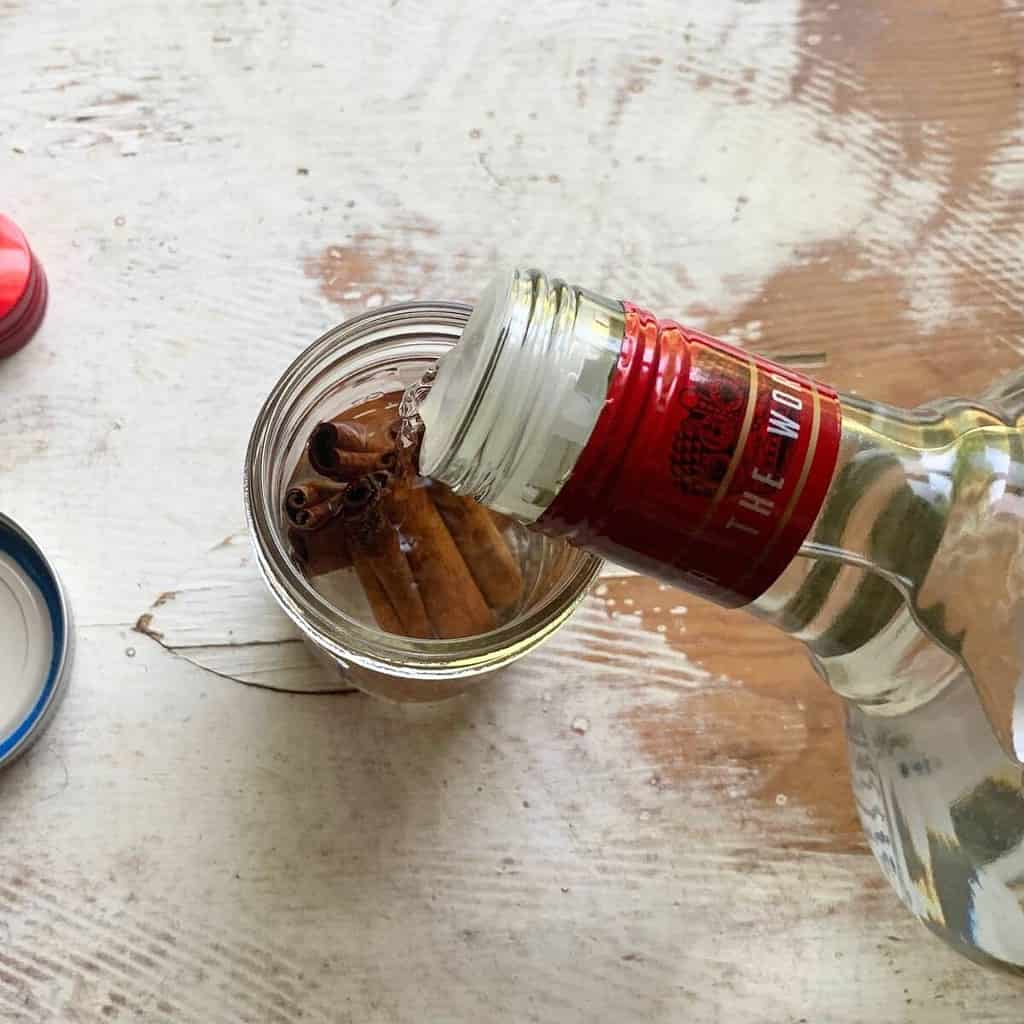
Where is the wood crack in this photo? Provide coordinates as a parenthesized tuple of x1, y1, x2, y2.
(132, 610, 359, 696)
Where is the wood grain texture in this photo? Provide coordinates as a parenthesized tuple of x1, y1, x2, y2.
(1, 0, 1023, 1020)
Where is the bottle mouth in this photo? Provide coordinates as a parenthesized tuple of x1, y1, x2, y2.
(418, 267, 626, 524)
(418, 268, 518, 487)
(243, 300, 602, 685)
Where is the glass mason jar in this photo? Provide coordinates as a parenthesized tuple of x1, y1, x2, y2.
(244, 301, 602, 701)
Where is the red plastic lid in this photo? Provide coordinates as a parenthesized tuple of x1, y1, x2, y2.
(0, 215, 48, 359)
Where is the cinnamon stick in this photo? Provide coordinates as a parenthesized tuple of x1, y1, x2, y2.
(288, 518, 352, 576)
(385, 479, 496, 638)
(330, 395, 401, 447)
(352, 558, 404, 635)
(330, 420, 391, 452)
(309, 420, 397, 480)
(429, 484, 524, 611)
(288, 489, 348, 531)
(286, 480, 346, 513)
(334, 449, 398, 481)
(344, 474, 433, 639)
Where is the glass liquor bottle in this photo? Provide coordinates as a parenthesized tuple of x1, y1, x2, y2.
(416, 267, 1024, 971)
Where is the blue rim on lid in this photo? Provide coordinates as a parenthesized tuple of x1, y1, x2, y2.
(0, 514, 72, 767)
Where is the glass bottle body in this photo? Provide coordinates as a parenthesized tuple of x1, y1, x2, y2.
(756, 389, 1024, 971)
(419, 268, 1024, 969)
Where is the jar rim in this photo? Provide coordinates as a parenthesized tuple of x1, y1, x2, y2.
(244, 300, 603, 680)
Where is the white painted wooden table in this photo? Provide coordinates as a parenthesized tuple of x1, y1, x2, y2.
(2, 1, 1023, 1020)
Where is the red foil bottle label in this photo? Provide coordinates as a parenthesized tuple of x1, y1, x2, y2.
(538, 303, 842, 607)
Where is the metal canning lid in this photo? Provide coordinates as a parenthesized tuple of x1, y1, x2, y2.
(0, 214, 48, 359)
(0, 513, 72, 768)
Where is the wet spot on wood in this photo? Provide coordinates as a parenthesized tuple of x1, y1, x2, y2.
(609, 576, 865, 853)
(304, 216, 440, 309)
(705, 240, 1022, 407)
(304, 243, 374, 304)
(795, 0, 1021, 190)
